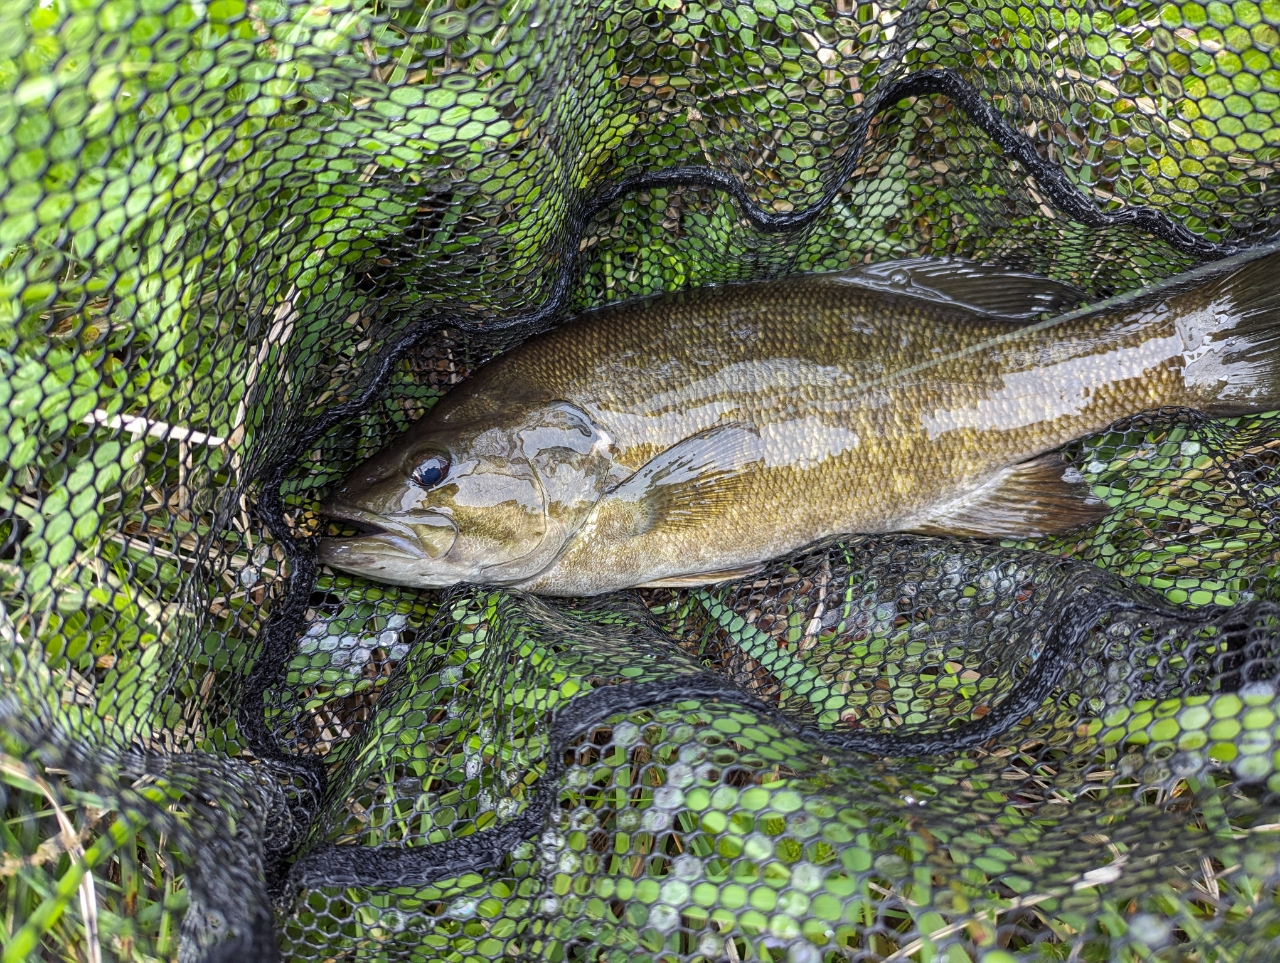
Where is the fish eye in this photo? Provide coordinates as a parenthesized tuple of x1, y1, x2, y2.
(412, 454, 450, 490)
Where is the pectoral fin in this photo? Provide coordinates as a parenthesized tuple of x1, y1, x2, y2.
(908, 453, 1109, 539)
(835, 257, 1088, 321)
(606, 423, 764, 535)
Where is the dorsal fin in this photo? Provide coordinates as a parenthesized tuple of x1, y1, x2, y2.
(831, 257, 1088, 321)
(907, 452, 1109, 539)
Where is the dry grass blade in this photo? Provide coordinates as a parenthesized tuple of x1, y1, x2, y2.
(1200, 855, 1219, 901)
(881, 893, 1056, 961)
(0, 754, 101, 963)
(0, 806, 105, 878)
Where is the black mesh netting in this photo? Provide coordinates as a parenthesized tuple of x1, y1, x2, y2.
(6, 0, 1280, 959)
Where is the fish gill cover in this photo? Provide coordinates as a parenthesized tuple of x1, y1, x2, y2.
(2, 0, 1280, 959)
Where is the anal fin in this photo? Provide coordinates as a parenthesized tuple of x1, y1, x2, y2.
(636, 564, 765, 589)
(907, 453, 1109, 539)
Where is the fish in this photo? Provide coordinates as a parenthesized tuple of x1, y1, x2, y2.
(319, 251, 1280, 596)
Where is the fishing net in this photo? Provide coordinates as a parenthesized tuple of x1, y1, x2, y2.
(5, 0, 1280, 959)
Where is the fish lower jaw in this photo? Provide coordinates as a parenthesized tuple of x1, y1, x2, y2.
(317, 536, 483, 589)
(318, 534, 429, 563)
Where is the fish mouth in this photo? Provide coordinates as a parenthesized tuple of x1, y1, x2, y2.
(319, 504, 457, 561)
(340, 517, 390, 538)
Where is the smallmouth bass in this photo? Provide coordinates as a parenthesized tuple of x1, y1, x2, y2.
(319, 253, 1280, 595)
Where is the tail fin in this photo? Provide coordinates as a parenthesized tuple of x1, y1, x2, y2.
(1176, 247, 1280, 415)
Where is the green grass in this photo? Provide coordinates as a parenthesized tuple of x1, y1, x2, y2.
(0, 751, 187, 962)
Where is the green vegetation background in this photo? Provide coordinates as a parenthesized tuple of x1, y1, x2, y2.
(1, 0, 1280, 959)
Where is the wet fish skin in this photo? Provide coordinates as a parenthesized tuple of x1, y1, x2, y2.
(319, 255, 1280, 595)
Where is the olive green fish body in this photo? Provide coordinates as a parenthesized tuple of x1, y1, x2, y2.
(320, 255, 1280, 595)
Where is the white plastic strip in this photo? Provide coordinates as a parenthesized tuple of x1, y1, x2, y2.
(81, 409, 226, 447)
